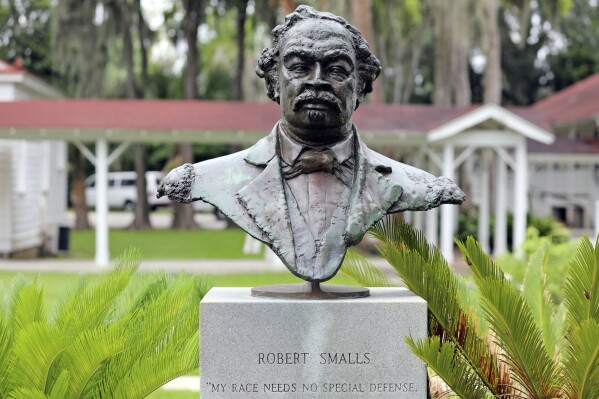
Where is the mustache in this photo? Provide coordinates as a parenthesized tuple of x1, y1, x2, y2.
(292, 90, 343, 113)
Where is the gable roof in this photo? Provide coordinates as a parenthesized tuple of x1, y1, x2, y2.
(533, 72, 599, 126)
(427, 103, 554, 144)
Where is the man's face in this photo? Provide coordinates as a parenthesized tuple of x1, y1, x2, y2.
(278, 19, 358, 144)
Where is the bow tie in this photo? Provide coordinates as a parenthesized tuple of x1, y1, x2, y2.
(282, 149, 354, 186)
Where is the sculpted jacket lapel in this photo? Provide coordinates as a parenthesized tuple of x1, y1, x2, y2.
(345, 136, 404, 246)
(236, 125, 296, 269)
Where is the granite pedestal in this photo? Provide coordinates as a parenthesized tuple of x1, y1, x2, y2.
(200, 287, 428, 398)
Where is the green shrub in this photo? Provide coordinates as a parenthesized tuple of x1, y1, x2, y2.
(457, 211, 569, 252)
(342, 217, 598, 399)
(0, 249, 210, 399)
(498, 227, 579, 304)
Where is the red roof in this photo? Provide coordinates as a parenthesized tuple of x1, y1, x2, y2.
(534, 72, 599, 126)
(529, 137, 599, 155)
(0, 100, 549, 134)
(0, 60, 26, 74)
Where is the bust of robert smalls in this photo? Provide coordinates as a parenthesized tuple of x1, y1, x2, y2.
(158, 6, 465, 284)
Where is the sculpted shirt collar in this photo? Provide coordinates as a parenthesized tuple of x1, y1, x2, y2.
(278, 126, 354, 166)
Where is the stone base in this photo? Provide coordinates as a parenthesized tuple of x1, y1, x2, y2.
(200, 287, 428, 398)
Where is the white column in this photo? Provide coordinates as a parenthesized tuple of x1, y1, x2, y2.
(440, 144, 455, 263)
(494, 152, 508, 255)
(513, 141, 528, 252)
(478, 150, 491, 253)
(95, 138, 110, 267)
(425, 150, 439, 245)
(425, 208, 438, 246)
(412, 149, 424, 232)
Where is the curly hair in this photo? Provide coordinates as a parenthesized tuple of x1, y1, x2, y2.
(255, 5, 381, 107)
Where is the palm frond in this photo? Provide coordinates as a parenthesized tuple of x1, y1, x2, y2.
(455, 237, 505, 283)
(563, 235, 599, 326)
(6, 388, 48, 399)
(47, 371, 69, 399)
(340, 250, 393, 287)
(1, 274, 29, 320)
(9, 281, 46, 336)
(108, 272, 170, 323)
(52, 251, 138, 335)
(5, 322, 69, 394)
(58, 325, 129, 398)
(0, 314, 12, 395)
(521, 239, 565, 358)
(369, 217, 506, 397)
(93, 331, 199, 399)
(370, 214, 433, 261)
(561, 319, 599, 399)
(88, 274, 208, 396)
(407, 336, 492, 399)
(477, 277, 561, 398)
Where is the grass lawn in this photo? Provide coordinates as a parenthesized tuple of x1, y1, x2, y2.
(66, 228, 264, 260)
(0, 270, 357, 310)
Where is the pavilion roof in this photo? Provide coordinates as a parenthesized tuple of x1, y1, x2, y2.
(533, 72, 599, 126)
(0, 99, 550, 135)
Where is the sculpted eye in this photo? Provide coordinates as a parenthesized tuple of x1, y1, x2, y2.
(290, 64, 308, 72)
(328, 66, 349, 77)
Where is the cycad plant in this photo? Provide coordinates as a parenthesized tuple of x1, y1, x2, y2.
(342, 216, 598, 399)
(0, 249, 210, 399)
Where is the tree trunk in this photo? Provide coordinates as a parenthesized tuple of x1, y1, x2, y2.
(70, 147, 90, 230)
(484, 0, 501, 104)
(234, 0, 248, 101)
(119, 1, 138, 99)
(452, 0, 471, 106)
(433, 0, 471, 106)
(183, 0, 201, 100)
(117, 0, 152, 229)
(172, 0, 203, 229)
(433, 0, 452, 105)
(350, 0, 384, 103)
(279, 0, 296, 15)
(131, 144, 152, 229)
(136, 0, 149, 86)
(171, 144, 196, 229)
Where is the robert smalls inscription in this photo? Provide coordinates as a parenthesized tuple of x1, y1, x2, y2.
(157, 6, 465, 287)
(200, 287, 428, 398)
(208, 351, 417, 395)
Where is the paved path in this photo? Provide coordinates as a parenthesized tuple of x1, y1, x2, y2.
(0, 257, 401, 277)
(163, 376, 200, 392)
(65, 210, 227, 230)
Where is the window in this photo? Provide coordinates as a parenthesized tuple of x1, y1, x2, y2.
(108, 179, 116, 187)
(552, 207, 567, 223)
(122, 179, 136, 187)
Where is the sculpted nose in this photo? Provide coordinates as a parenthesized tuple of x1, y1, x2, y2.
(305, 63, 331, 90)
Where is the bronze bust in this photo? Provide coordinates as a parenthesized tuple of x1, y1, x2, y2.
(158, 6, 465, 296)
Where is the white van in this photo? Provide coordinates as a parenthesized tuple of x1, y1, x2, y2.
(85, 171, 217, 213)
(85, 171, 169, 211)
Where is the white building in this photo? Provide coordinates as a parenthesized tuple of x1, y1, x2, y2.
(528, 73, 599, 230)
(0, 60, 67, 258)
